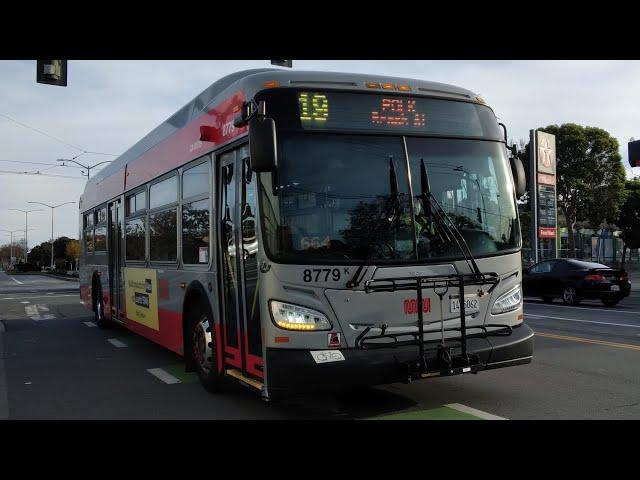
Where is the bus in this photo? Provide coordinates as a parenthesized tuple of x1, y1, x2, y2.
(79, 68, 533, 400)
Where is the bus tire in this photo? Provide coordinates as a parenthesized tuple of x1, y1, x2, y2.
(188, 301, 222, 393)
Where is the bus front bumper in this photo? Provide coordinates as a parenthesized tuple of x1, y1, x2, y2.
(266, 323, 533, 398)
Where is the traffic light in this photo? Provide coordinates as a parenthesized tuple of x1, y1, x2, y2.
(36, 60, 67, 87)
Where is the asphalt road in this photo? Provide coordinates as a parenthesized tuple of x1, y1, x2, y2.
(1, 270, 640, 420)
(0, 270, 79, 294)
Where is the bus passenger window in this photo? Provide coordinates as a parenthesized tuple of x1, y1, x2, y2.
(85, 228, 94, 253)
(94, 226, 107, 251)
(150, 175, 178, 209)
(150, 209, 177, 262)
(125, 218, 146, 261)
(182, 162, 209, 199)
(182, 199, 209, 264)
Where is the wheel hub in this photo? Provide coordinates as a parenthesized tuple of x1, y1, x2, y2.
(192, 316, 213, 373)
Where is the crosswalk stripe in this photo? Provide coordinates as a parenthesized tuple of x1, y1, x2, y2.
(147, 368, 181, 384)
(444, 403, 507, 420)
(107, 338, 127, 348)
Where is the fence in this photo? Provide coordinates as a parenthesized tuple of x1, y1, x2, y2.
(522, 233, 640, 269)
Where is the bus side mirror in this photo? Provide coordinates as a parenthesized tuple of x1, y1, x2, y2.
(249, 116, 277, 172)
(510, 156, 526, 197)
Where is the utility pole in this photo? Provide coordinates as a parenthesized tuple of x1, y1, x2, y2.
(7, 209, 42, 262)
(27, 201, 75, 269)
(1, 228, 33, 266)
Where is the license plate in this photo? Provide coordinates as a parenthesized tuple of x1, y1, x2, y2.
(450, 296, 480, 314)
(611, 285, 620, 292)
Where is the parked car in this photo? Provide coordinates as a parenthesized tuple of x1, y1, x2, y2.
(522, 259, 631, 306)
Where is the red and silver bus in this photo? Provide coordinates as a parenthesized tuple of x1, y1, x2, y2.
(79, 68, 533, 399)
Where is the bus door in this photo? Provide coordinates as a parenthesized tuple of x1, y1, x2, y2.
(108, 199, 124, 320)
(218, 145, 264, 380)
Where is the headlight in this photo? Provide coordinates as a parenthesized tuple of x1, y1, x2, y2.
(269, 301, 332, 331)
(491, 284, 522, 315)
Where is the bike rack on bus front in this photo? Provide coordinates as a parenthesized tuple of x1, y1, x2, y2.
(354, 272, 512, 380)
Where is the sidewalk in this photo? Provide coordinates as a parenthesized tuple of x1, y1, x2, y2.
(628, 271, 640, 292)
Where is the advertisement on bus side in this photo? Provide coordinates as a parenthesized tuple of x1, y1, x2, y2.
(124, 268, 159, 331)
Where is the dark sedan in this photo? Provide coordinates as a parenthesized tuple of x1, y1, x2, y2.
(522, 259, 631, 306)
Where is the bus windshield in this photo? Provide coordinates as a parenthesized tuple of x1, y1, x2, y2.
(259, 133, 520, 264)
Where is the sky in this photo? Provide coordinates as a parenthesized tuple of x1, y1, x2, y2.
(0, 60, 639, 250)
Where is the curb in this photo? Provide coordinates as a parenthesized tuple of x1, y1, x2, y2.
(40, 273, 79, 283)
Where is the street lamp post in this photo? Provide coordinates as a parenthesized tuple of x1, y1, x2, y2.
(27, 201, 75, 269)
(56, 157, 112, 179)
(0, 228, 34, 266)
(7, 209, 42, 262)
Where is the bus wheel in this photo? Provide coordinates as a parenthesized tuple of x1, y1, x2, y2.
(189, 304, 222, 392)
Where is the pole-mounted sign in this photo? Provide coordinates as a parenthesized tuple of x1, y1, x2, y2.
(36, 60, 67, 87)
(270, 60, 292, 68)
(529, 129, 558, 263)
(629, 139, 640, 168)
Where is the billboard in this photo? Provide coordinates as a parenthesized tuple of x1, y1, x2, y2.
(530, 130, 558, 262)
(629, 140, 640, 168)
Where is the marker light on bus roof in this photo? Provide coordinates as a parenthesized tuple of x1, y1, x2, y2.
(381, 83, 395, 90)
(366, 82, 380, 89)
(397, 85, 411, 91)
(263, 80, 280, 88)
(270, 300, 332, 331)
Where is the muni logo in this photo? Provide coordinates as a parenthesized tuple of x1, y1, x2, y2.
(403, 298, 431, 315)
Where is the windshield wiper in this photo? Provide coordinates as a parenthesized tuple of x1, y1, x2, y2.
(419, 159, 482, 277)
(346, 156, 401, 288)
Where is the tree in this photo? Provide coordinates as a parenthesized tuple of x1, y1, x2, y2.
(522, 124, 626, 257)
(616, 179, 640, 268)
(27, 242, 52, 267)
(65, 239, 81, 270)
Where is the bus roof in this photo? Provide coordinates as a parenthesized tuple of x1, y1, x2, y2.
(81, 68, 484, 211)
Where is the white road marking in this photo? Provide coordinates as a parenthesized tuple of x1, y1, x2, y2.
(147, 368, 181, 384)
(524, 299, 640, 315)
(525, 313, 640, 329)
(1, 294, 76, 301)
(445, 403, 507, 420)
(83, 321, 97, 327)
(9, 276, 23, 285)
(107, 338, 127, 348)
(24, 304, 56, 321)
